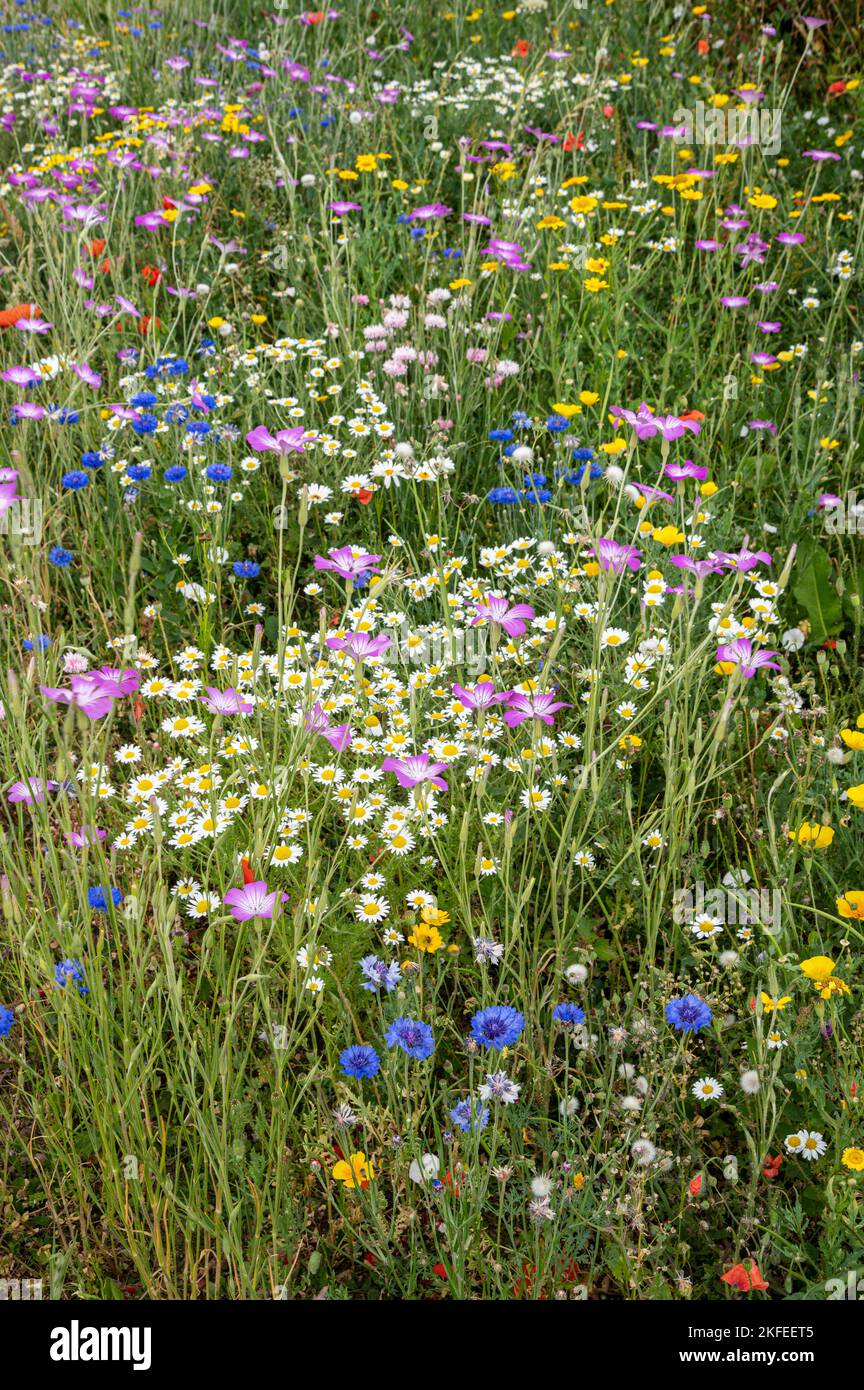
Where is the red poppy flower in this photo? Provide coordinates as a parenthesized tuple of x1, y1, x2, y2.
(0, 303, 41, 328)
(721, 1260, 768, 1292)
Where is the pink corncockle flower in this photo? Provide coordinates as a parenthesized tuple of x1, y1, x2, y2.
(716, 639, 781, 678)
(329, 201, 361, 214)
(326, 631, 391, 662)
(245, 425, 307, 455)
(593, 538, 642, 573)
(609, 402, 702, 441)
(223, 879, 289, 922)
(669, 554, 725, 577)
(664, 459, 708, 481)
(381, 754, 449, 791)
(40, 677, 116, 721)
(116, 295, 143, 319)
(472, 595, 535, 637)
(304, 702, 352, 752)
(88, 666, 140, 698)
(71, 362, 101, 388)
(451, 681, 511, 711)
(314, 546, 382, 582)
(627, 481, 674, 503)
(65, 827, 107, 847)
(199, 686, 253, 714)
(409, 202, 452, 219)
(1, 365, 41, 386)
(7, 776, 59, 805)
(11, 403, 46, 421)
(801, 149, 841, 162)
(15, 317, 52, 334)
(503, 690, 572, 728)
(713, 547, 772, 572)
(720, 295, 750, 308)
(0, 471, 19, 518)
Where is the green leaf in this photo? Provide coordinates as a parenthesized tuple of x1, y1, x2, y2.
(792, 542, 842, 643)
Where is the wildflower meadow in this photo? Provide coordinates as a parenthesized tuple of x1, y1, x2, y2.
(0, 0, 862, 1326)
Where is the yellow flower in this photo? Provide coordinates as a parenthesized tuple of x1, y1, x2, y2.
(408, 924, 444, 954)
(579, 390, 600, 405)
(789, 823, 835, 848)
(837, 891, 864, 919)
(652, 525, 685, 546)
(332, 1152, 374, 1188)
(848, 785, 864, 810)
(551, 402, 581, 419)
(842, 1148, 864, 1172)
(799, 956, 836, 983)
(840, 729, 864, 750)
(421, 905, 450, 928)
(760, 992, 792, 1013)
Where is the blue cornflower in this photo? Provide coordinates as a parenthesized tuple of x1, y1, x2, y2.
(488, 428, 514, 442)
(339, 1044, 381, 1080)
(564, 461, 604, 485)
(54, 959, 88, 995)
(470, 1005, 525, 1051)
(545, 414, 569, 433)
(48, 546, 73, 567)
(553, 1003, 586, 1027)
(54, 408, 79, 425)
(665, 994, 712, 1033)
(164, 465, 188, 483)
(126, 464, 151, 482)
(87, 885, 123, 912)
(206, 463, 232, 483)
(523, 487, 552, 504)
(385, 1016, 435, 1061)
(572, 447, 595, 462)
(233, 560, 260, 579)
(81, 451, 104, 469)
(194, 393, 217, 411)
(131, 413, 159, 435)
(0, 1005, 14, 1038)
(511, 410, 532, 429)
(130, 391, 158, 408)
(167, 358, 189, 376)
(359, 954, 401, 994)
(62, 470, 89, 490)
(186, 420, 211, 437)
(163, 405, 189, 425)
(23, 635, 50, 652)
(450, 1097, 489, 1134)
(486, 486, 520, 504)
